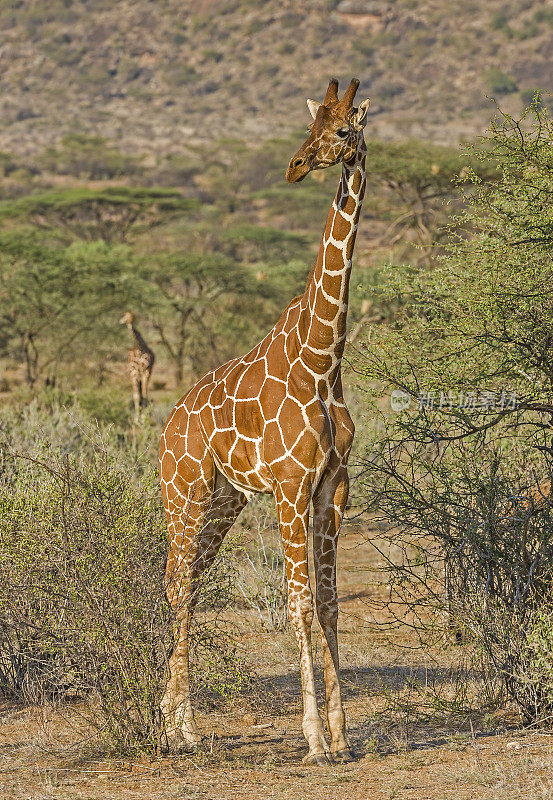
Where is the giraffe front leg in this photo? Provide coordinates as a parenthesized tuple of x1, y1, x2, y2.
(161, 469, 248, 752)
(312, 465, 355, 762)
(140, 371, 150, 407)
(162, 507, 206, 753)
(162, 618, 201, 752)
(130, 374, 141, 421)
(274, 480, 332, 765)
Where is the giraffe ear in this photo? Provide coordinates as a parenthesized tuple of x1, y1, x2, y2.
(307, 99, 321, 120)
(352, 98, 370, 130)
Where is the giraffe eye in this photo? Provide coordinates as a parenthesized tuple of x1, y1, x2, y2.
(336, 127, 350, 138)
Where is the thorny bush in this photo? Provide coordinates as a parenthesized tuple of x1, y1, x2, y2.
(0, 404, 247, 754)
(356, 104, 553, 724)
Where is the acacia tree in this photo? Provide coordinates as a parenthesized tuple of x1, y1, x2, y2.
(361, 106, 553, 422)
(0, 232, 75, 385)
(365, 139, 498, 264)
(143, 253, 259, 386)
(355, 104, 553, 721)
(0, 188, 197, 243)
(0, 232, 139, 385)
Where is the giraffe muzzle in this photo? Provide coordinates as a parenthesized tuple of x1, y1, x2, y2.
(286, 154, 312, 183)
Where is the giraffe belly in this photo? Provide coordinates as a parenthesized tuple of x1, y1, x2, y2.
(207, 429, 273, 496)
(211, 458, 265, 501)
(198, 382, 273, 495)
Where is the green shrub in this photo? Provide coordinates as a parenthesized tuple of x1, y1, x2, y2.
(516, 22, 539, 40)
(79, 388, 131, 427)
(0, 444, 168, 751)
(222, 224, 310, 263)
(521, 88, 545, 110)
(168, 64, 198, 87)
(357, 104, 553, 723)
(277, 42, 295, 55)
(202, 48, 222, 63)
(242, 19, 264, 35)
(520, 610, 553, 715)
(485, 68, 518, 95)
(0, 407, 248, 753)
(353, 38, 375, 59)
(39, 134, 140, 180)
(490, 11, 512, 36)
(533, 7, 553, 25)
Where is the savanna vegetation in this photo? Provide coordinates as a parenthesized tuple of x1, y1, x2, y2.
(355, 102, 553, 725)
(3, 0, 553, 156)
(1, 96, 553, 799)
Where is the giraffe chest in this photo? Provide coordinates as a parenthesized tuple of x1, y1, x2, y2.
(128, 349, 152, 376)
(198, 371, 335, 495)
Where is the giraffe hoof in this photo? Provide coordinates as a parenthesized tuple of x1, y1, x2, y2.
(177, 738, 204, 754)
(165, 734, 204, 755)
(303, 751, 333, 766)
(332, 748, 356, 763)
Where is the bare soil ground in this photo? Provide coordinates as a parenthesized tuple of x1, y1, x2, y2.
(1, 527, 552, 800)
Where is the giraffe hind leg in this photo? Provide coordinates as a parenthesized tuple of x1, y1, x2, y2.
(312, 463, 354, 762)
(130, 374, 141, 420)
(140, 372, 149, 408)
(161, 467, 248, 751)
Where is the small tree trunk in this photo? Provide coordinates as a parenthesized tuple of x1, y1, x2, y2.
(174, 360, 183, 387)
(22, 334, 39, 387)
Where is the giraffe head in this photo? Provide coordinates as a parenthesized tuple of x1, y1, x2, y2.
(286, 78, 370, 183)
(120, 310, 134, 326)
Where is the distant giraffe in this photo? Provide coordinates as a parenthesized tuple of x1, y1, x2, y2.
(120, 311, 155, 419)
(159, 78, 370, 764)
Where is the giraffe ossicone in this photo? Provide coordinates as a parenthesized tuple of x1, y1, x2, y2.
(159, 78, 370, 764)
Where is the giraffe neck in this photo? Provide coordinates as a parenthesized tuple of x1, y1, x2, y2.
(299, 145, 366, 382)
(129, 323, 152, 355)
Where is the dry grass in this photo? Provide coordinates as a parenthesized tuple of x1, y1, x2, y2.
(1, 524, 552, 799)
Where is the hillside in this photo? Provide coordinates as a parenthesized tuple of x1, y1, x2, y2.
(1, 0, 553, 157)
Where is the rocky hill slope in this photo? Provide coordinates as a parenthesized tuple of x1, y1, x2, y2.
(1, 0, 552, 157)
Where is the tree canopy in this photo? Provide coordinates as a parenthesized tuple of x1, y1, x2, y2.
(0, 188, 198, 242)
(359, 105, 553, 436)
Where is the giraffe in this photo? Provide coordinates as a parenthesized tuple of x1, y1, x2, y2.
(119, 310, 155, 420)
(159, 78, 370, 765)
